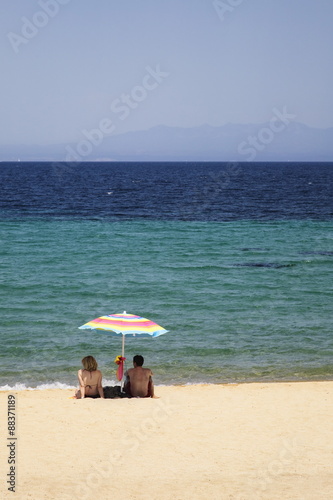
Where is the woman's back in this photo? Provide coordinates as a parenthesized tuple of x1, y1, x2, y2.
(75, 355, 104, 398)
(79, 368, 102, 396)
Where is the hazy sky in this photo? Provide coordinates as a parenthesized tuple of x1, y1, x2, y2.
(1, 0, 332, 146)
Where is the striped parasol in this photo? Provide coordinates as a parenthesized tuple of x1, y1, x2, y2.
(79, 311, 168, 386)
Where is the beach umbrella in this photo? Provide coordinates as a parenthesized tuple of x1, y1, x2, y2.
(79, 311, 168, 387)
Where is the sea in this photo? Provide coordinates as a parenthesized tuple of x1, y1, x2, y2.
(0, 161, 332, 390)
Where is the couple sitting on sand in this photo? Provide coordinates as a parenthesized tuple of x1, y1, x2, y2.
(74, 354, 155, 399)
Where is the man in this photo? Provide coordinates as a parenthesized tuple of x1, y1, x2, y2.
(124, 355, 155, 398)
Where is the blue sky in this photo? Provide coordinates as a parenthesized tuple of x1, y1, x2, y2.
(1, 0, 332, 146)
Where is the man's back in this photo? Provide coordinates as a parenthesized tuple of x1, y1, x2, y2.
(126, 366, 153, 397)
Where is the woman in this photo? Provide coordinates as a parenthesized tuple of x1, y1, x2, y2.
(75, 355, 104, 399)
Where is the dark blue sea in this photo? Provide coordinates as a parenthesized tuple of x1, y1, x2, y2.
(0, 161, 332, 389)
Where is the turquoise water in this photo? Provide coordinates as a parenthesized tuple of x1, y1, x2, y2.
(1, 218, 332, 388)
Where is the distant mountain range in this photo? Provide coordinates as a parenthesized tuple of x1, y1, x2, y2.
(1, 122, 333, 162)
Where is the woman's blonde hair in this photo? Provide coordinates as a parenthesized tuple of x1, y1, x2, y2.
(81, 355, 98, 371)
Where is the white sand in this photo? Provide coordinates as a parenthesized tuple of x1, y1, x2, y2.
(0, 382, 332, 500)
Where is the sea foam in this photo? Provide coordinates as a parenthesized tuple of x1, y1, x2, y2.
(0, 379, 118, 391)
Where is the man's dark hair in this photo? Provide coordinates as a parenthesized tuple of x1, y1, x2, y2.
(133, 355, 144, 367)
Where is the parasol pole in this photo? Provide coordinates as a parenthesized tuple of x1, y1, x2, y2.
(121, 333, 125, 391)
(120, 310, 127, 391)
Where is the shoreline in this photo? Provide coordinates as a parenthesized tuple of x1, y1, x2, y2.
(1, 381, 332, 499)
(1, 377, 333, 392)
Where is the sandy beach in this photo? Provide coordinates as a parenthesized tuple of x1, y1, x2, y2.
(0, 382, 332, 500)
